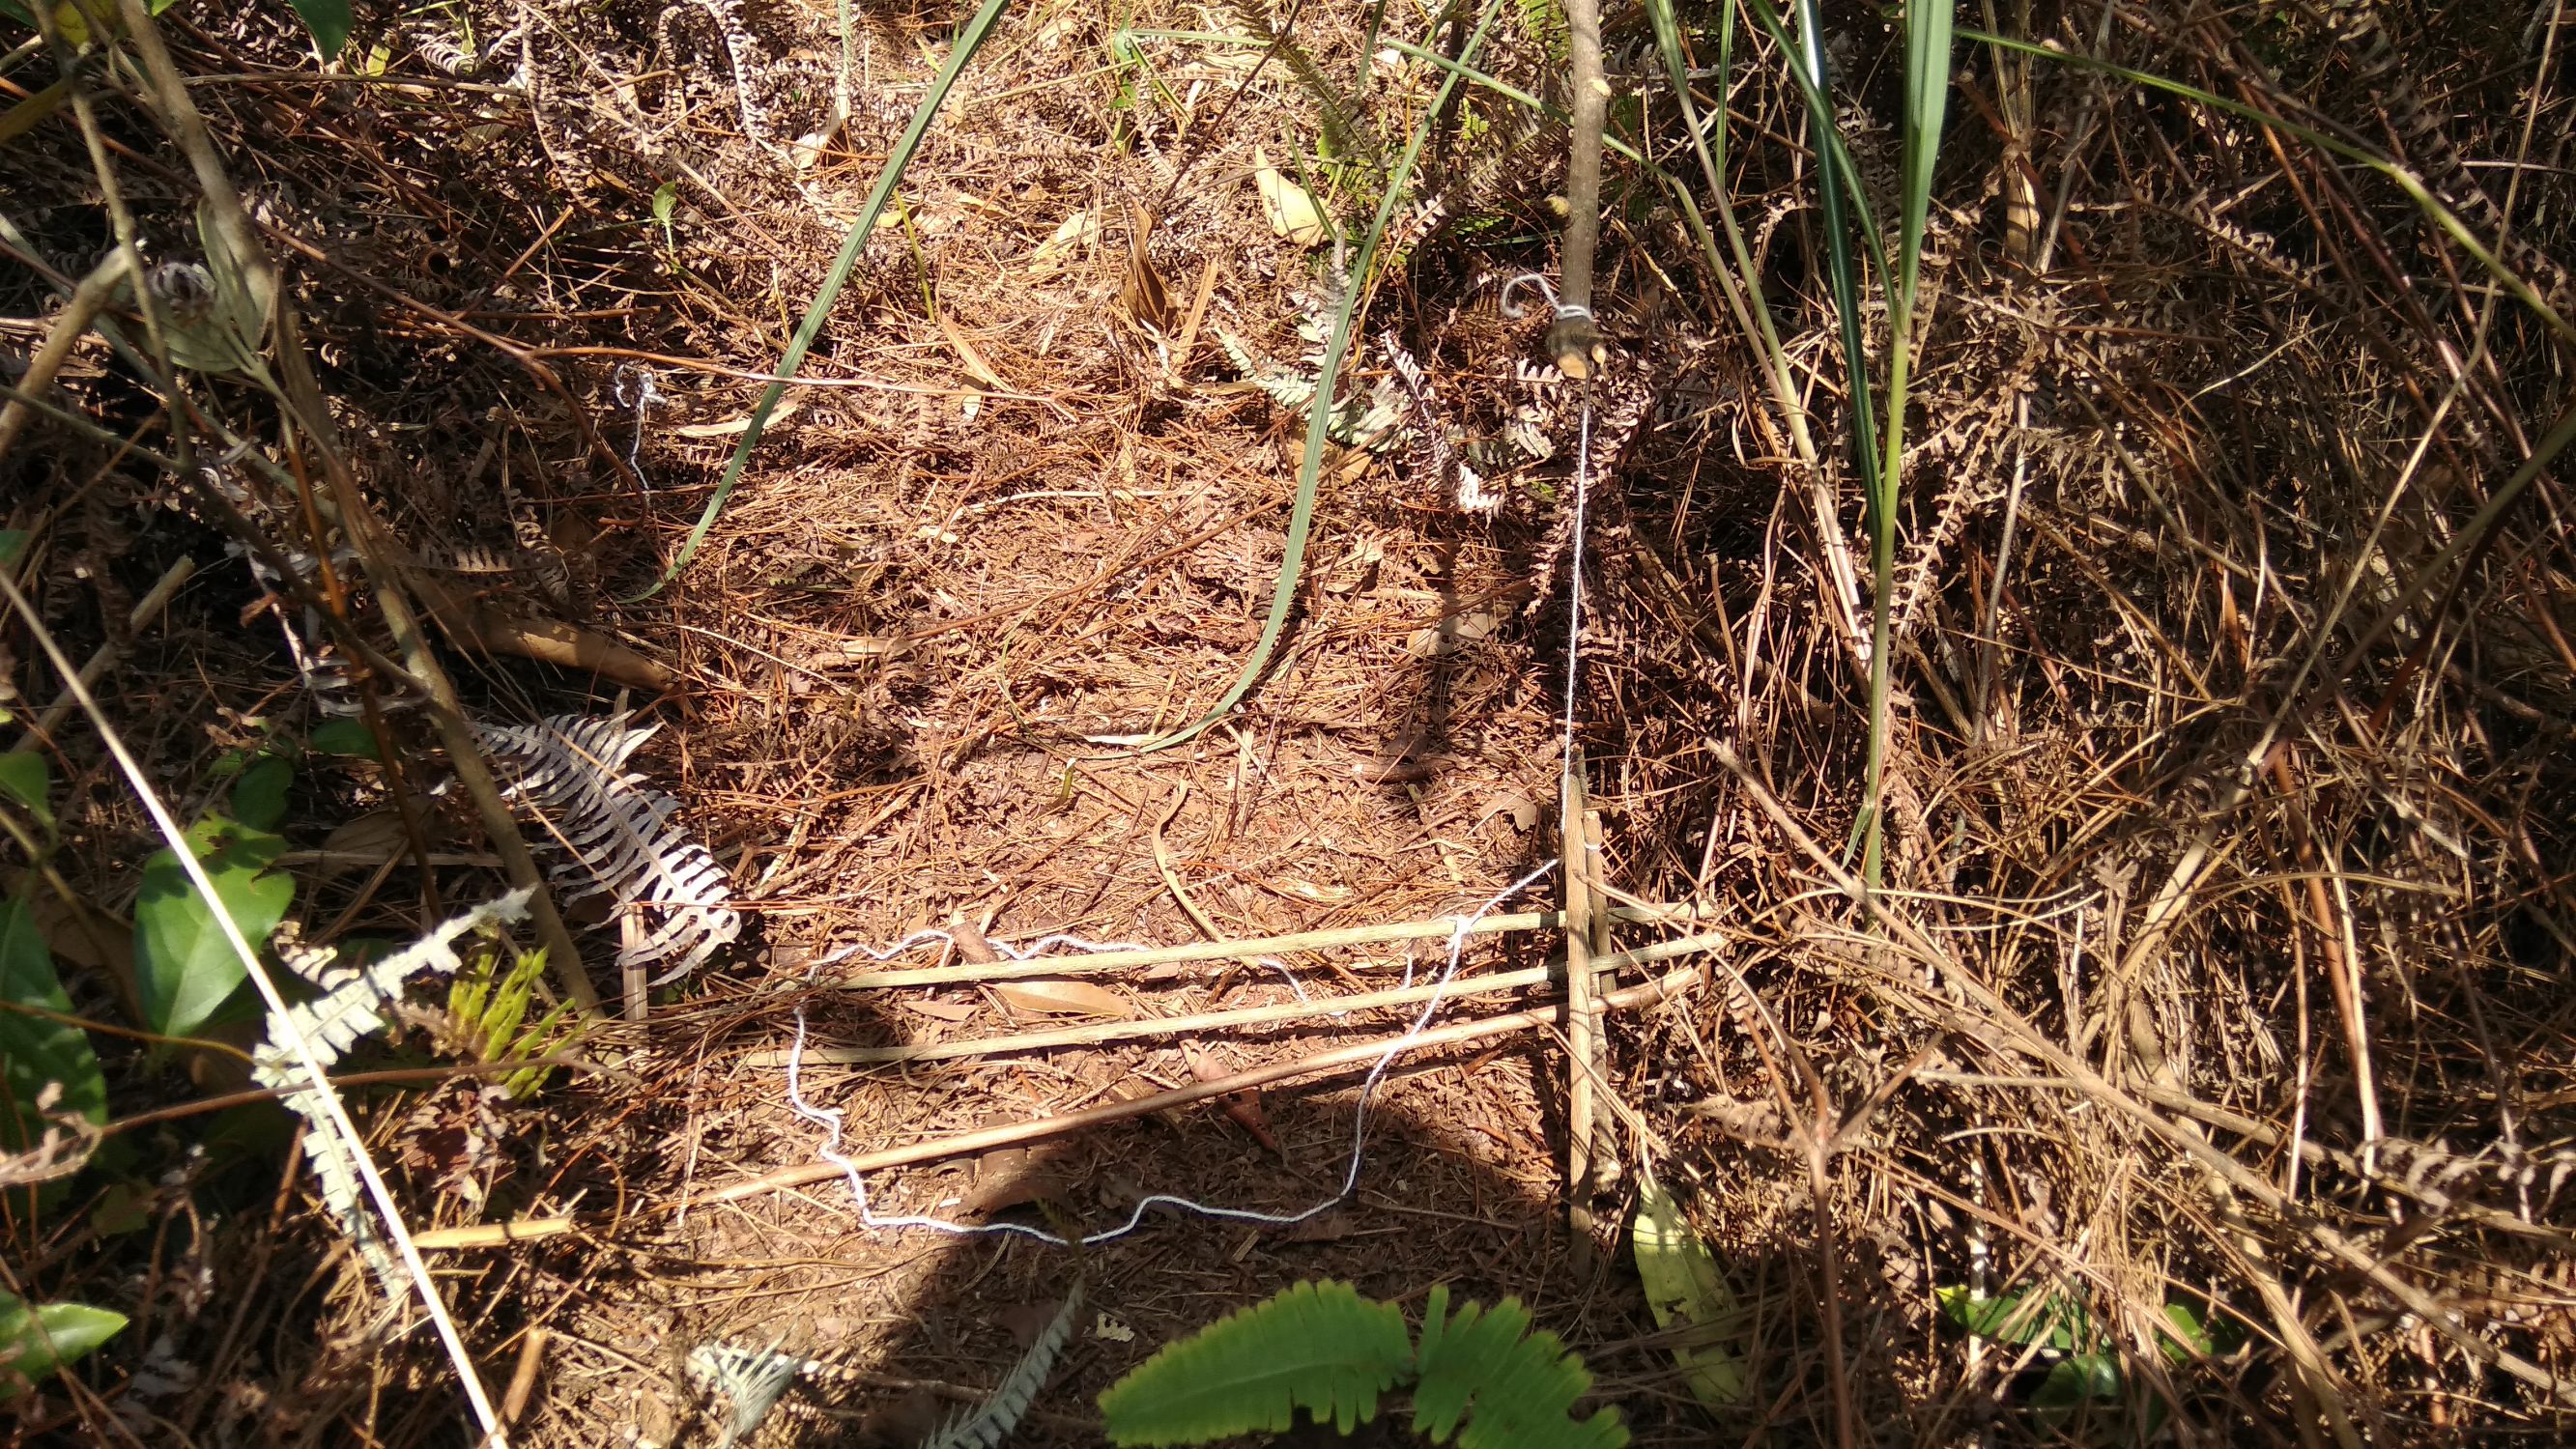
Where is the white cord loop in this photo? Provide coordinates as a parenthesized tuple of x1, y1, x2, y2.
(611, 363, 661, 494)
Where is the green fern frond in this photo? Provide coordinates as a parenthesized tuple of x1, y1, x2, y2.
(1099, 1280, 1411, 1444)
(1412, 1285, 1625, 1449)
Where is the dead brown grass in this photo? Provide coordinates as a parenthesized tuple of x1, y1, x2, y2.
(3, 0, 2573, 1444)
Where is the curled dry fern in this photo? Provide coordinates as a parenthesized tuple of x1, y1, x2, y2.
(473, 711, 740, 985)
(1099, 1279, 1625, 1448)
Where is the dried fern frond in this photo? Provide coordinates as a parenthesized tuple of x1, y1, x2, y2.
(1216, 327, 1408, 454)
(473, 711, 741, 986)
(687, 1340, 806, 1448)
(926, 1283, 1085, 1449)
(252, 890, 532, 1297)
(688, 1284, 1084, 1449)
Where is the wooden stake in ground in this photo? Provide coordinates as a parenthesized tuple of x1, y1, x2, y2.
(1547, 0, 1611, 378)
(1561, 746, 1608, 1266)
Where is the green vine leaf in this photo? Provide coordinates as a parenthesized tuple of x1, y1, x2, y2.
(230, 754, 293, 832)
(306, 718, 380, 759)
(0, 752, 50, 831)
(0, 1292, 124, 1399)
(134, 815, 291, 1039)
(1936, 1286, 2090, 1353)
(0, 901, 105, 1172)
(286, 0, 353, 59)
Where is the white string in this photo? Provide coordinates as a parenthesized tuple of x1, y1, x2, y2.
(781, 863, 1558, 1246)
(768, 356, 1606, 1253)
(1498, 270, 1560, 319)
(611, 363, 660, 494)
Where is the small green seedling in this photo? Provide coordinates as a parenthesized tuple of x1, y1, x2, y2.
(444, 943, 580, 1098)
(652, 182, 679, 257)
(1937, 1284, 2243, 1439)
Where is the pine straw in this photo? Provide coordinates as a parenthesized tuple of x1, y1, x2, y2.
(4, 0, 2574, 1443)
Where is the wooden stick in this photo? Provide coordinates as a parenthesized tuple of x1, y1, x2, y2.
(831, 901, 1711, 987)
(0, 246, 130, 467)
(749, 929, 1725, 1066)
(1547, 0, 1611, 378)
(410, 964, 1708, 1251)
(1561, 750, 1600, 1261)
(752, 930, 1728, 1066)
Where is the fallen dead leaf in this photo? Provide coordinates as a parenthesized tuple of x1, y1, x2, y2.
(993, 978, 1134, 1018)
(1028, 207, 1102, 276)
(320, 809, 414, 862)
(1480, 789, 1542, 833)
(1253, 146, 1330, 246)
(936, 313, 1011, 391)
(1120, 202, 1175, 331)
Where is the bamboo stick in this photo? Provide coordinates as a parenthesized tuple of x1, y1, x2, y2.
(829, 901, 1711, 988)
(757, 930, 1728, 1066)
(1561, 753, 1601, 1263)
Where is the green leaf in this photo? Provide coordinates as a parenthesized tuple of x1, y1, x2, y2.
(0, 528, 26, 567)
(1412, 1285, 1626, 1449)
(287, 0, 352, 58)
(651, 181, 677, 226)
(87, 1181, 150, 1236)
(133, 816, 292, 1039)
(2155, 1299, 2244, 1365)
(1630, 1179, 1748, 1407)
(0, 900, 106, 1165)
(2159, 1302, 2211, 1364)
(1936, 1286, 2089, 1352)
(2029, 1352, 2123, 1412)
(229, 754, 294, 832)
(0, 1293, 124, 1398)
(306, 718, 381, 760)
(0, 752, 50, 831)
(1099, 1280, 1411, 1444)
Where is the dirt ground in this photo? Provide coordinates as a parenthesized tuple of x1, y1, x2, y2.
(6, 0, 2576, 1444)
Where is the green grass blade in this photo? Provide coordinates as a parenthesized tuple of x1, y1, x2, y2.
(1859, 0, 1955, 887)
(1765, 0, 1892, 873)
(1776, 0, 1879, 490)
(1640, 0, 1822, 461)
(624, 0, 1016, 602)
(1136, 0, 1507, 752)
(1898, 0, 1955, 325)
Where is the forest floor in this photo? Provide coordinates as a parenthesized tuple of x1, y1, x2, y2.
(4, 0, 2575, 1445)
